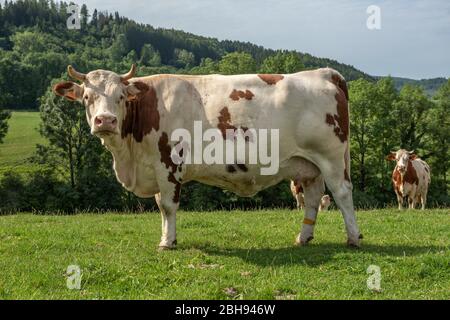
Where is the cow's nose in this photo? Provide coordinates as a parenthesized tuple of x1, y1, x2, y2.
(398, 165, 406, 172)
(94, 115, 117, 130)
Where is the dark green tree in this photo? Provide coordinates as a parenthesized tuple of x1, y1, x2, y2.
(0, 106, 10, 143)
(139, 43, 161, 67)
(392, 84, 432, 151)
(109, 33, 129, 62)
(260, 51, 304, 73)
(37, 78, 99, 188)
(426, 79, 450, 193)
(218, 52, 256, 75)
(80, 4, 88, 29)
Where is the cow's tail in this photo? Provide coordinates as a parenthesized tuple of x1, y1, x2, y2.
(344, 81, 351, 182)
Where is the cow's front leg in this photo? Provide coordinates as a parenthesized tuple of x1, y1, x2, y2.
(396, 193, 403, 210)
(155, 183, 180, 250)
(155, 193, 177, 249)
(155, 132, 184, 250)
(408, 196, 415, 209)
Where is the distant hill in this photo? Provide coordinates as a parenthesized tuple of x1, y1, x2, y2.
(0, 0, 446, 110)
(0, 0, 373, 110)
(374, 76, 448, 95)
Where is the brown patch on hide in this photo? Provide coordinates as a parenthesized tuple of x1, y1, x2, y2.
(217, 107, 237, 139)
(258, 74, 284, 85)
(325, 74, 349, 143)
(331, 74, 349, 100)
(226, 164, 248, 173)
(404, 161, 419, 185)
(121, 81, 159, 142)
(217, 107, 251, 142)
(229, 89, 254, 101)
(293, 180, 304, 194)
(392, 168, 403, 196)
(236, 164, 248, 172)
(158, 132, 181, 203)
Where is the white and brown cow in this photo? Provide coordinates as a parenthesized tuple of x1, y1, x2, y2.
(319, 195, 332, 211)
(386, 149, 431, 210)
(290, 180, 306, 210)
(53, 65, 362, 249)
(290, 180, 331, 211)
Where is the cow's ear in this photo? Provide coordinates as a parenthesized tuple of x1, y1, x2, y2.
(53, 81, 84, 102)
(126, 81, 150, 101)
(410, 154, 417, 160)
(386, 152, 396, 161)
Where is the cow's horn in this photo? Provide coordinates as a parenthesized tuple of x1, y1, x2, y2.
(408, 150, 415, 154)
(67, 65, 86, 81)
(121, 64, 136, 81)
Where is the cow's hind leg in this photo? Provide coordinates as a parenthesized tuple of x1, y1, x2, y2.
(420, 192, 427, 210)
(296, 175, 324, 246)
(319, 164, 361, 247)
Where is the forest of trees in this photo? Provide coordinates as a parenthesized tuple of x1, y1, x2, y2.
(0, 0, 448, 213)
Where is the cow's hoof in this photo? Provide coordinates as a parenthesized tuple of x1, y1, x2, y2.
(346, 239, 361, 248)
(158, 239, 177, 251)
(295, 235, 314, 246)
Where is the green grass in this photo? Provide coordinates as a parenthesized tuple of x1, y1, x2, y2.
(0, 209, 448, 300)
(0, 111, 45, 175)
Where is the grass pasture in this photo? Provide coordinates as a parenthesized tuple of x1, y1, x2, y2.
(0, 209, 448, 300)
(0, 111, 45, 175)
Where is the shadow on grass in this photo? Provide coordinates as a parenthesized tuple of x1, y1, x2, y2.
(186, 243, 446, 267)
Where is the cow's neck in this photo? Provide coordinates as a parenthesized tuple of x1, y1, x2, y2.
(102, 135, 137, 190)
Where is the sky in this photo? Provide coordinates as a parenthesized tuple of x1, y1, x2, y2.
(74, 0, 450, 79)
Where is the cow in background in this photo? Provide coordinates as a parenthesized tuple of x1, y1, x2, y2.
(386, 149, 431, 210)
(319, 195, 331, 211)
(290, 180, 305, 210)
(290, 180, 331, 211)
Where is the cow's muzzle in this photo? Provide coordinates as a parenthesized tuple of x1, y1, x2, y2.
(93, 114, 118, 135)
(398, 166, 407, 174)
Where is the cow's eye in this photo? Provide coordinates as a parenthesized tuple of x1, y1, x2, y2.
(84, 96, 89, 101)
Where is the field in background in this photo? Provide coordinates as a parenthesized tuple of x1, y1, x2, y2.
(0, 209, 448, 299)
(0, 111, 44, 175)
